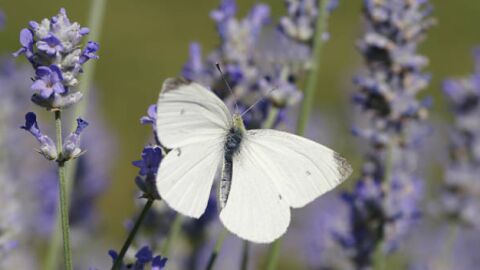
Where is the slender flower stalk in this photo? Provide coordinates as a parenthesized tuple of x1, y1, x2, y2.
(42, 1, 107, 267)
(161, 214, 184, 257)
(296, 0, 331, 135)
(111, 199, 155, 270)
(205, 229, 228, 270)
(54, 110, 73, 270)
(266, 0, 337, 268)
(108, 107, 165, 267)
(240, 241, 250, 270)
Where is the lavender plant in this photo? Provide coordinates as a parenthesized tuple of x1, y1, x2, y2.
(317, 0, 436, 268)
(441, 48, 480, 228)
(14, 8, 99, 270)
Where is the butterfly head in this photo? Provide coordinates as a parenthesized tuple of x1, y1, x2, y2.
(232, 114, 246, 132)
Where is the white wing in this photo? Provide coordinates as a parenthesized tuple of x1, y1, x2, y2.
(156, 77, 232, 148)
(156, 139, 223, 218)
(245, 129, 352, 208)
(219, 138, 291, 243)
(155, 78, 230, 218)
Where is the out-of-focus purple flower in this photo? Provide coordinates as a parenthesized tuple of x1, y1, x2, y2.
(317, 0, 436, 268)
(182, 0, 332, 130)
(133, 145, 163, 200)
(21, 112, 57, 160)
(440, 48, 480, 228)
(61, 118, 88, 161)
(279, 0, 339, 43)
(13, 8, 99, 109)
(0, 10, 5, 31)
(107, 246, 167, 270)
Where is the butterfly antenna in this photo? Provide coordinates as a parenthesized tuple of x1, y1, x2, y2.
(216, 63, 239, 114)
(240, 87, 277, 117)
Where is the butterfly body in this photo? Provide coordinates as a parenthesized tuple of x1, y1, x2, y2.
(155, 78, 352, 243)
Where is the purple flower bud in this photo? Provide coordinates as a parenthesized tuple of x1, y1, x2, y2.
(62, 118, 88, 161)
(36, 34, 63, 55)
(132, 146, 162, 177)
(152, 256, 168, 270)
(21, 112, 57, 160)
(13, 28, 34, 58)
(79, 41, 99, 64)
(140, 104, 157, 126)
(136, 246, 153, 263)
(210, 0, 236, 22)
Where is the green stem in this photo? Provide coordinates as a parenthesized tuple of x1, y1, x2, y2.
(161, 214, 184, 257)
(296, 0, 330, 136)
(240, 240, 250, 270)
(111, 199, 154, 270)
(373, 142, 395, 270)
(54, 110, 73, 270)
(266, 2, 331, 270)
(262, 107, 279, 129)
(44, 1, 107, 268)
(443, 223, 458, 268)
(265, 238, 282, 270)
(205, 229, 228, 270)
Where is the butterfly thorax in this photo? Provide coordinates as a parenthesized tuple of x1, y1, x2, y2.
(225, 114, 245, 159)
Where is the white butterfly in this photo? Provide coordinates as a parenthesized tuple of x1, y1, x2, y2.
(155, 78, 352, 243)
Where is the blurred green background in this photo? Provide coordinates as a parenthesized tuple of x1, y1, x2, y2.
(1, 0, 479, 249)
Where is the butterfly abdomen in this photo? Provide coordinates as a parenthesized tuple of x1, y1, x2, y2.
(219, 127, 243, 208)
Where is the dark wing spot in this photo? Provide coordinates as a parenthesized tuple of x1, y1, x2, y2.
(180, 108, 185, 115)
(161, 77, 191, 93)
(334, 152, 353, 180)
(176, 148, 182, 157)
(305, 170, 312, 176)
(278, 194, 282, 200)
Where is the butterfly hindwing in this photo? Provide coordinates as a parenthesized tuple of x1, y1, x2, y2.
(244, 129, 352, 208)
(219, 136, 291, 243)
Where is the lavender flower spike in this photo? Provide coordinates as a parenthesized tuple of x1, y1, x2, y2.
(21, 112, 57, 160)
(133, 145, 163, 200)
(107, 246, 167, 270)
(61, 118, 89, 161)
(14, 8, 98, 110)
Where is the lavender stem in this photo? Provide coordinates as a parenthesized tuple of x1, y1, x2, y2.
(55, 110, 73, 270)
(111, 199, 154, 270)
(161, 214, 184, 257)
(205, 229, 228, 270)
(241, 240, 250, 270)
(267, 1, 331, 269)
(295, 0, 330, 136)
(44, 0, 108, 268)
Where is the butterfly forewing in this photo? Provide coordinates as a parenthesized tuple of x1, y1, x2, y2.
(155, 78, 231, 218)
(156, 78, 232, 148)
